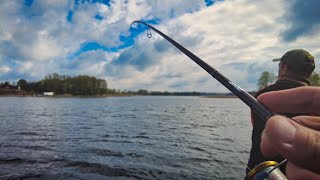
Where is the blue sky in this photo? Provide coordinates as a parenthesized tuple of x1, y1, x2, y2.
(0, 0, 320, 92)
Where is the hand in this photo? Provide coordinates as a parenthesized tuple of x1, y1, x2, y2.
(257, 86, 320, 179)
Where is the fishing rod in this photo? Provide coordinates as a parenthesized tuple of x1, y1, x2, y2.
(130, 21, 287, 180)
(131, 21, 272, 122)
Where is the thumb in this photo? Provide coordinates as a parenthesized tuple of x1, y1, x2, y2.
(286, 162, 320, 180)
(262, 115, 320, 173)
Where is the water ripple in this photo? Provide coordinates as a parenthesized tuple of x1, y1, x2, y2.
(0, 96, 252, 179)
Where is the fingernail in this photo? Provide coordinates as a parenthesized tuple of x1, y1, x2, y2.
(267, 117, 297, 145)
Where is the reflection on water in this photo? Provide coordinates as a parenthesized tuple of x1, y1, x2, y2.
(0, 96, 252, 179)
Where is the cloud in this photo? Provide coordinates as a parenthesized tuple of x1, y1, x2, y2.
(62, 50, 112, 76)
(107, 0, 320, 92)
(0, 0, 206, 62)
(153, 40, 171, 53)
(17, 61, 33, 73)
(1, 0, 320, 92)
(0, 1, 74, 62)
(113, 50, 151, 71)
(0, 65, 11, 74)
(281, 0, 320, 42)
(110, 34, 177, 71)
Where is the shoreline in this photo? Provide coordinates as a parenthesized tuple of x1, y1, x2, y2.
(0, 94, 133, 98)
(0, 94, 239, 98)
(201, 95, 237, 98)
(1, 89, 248, 98)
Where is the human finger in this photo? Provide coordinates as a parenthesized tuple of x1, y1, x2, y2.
(262, 115, 320, 173)
(262, 116, 320, 158)
(260, 130, 278, 158)
(292, 116, 320, 131)
(286, 162, 320, 180)
(257, 86, 320, 113)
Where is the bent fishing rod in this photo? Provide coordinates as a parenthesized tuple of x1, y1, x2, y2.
(131, 21, 272, 122)
(130, 21, 287, 180)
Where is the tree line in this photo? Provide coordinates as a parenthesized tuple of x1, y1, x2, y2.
(0, 73, 205, 96)
(1, 73, 108, 95)
(2, 71, 319, 96)
(122, 89, 202, 96)
(257, 71, 320, 90)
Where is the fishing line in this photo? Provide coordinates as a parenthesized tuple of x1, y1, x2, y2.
(218, 106, 251, 171)
(221, 134, 251, 171)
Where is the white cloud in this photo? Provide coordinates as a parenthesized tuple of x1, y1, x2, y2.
(107, 0, 320, 92)
(0, 65, 11, 74)
(0, 29, 12, 41)
(23, 31, 65, 61)
(14, 60, 61, 79)
(0, 0, 319, 92)
(17, 61, 33, 73)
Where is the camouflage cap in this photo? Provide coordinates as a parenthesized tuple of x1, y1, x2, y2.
(272, 49, 315, 75)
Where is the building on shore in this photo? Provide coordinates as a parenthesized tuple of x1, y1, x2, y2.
(43, 92, 54, 96)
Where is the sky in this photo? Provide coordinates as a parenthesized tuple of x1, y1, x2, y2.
(0, 0, 319, 92)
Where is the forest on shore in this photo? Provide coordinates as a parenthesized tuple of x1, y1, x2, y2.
(0, 73, 209, 96)
(0, 73, 108, 96)
(1, 71, 319, 96)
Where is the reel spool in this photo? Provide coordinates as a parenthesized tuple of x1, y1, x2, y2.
(245, 161, 287, 180)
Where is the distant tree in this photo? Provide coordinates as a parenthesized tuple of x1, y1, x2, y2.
(257, 71, 276, 90)
(1, 74, 110, 95)
(37, 74, 108, 95)
(17, 79, 28, 90)
(107, 89, 117, 94)
(31, 82, 42, 93)
(1, 82, 11, 88)
(309, 72, 320, 86)
(137, 89, 148, 95)
(52, 73, 59, 79)
(45, 74, 52, 80)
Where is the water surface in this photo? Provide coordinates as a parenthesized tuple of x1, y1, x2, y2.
(0, 96, 252, 179)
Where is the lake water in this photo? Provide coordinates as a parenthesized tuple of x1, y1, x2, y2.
(0, 96, 252, 180)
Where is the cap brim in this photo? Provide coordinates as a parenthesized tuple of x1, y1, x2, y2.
(272, 58, 281, 62)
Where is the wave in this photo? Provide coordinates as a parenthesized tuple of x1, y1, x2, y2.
(14, 132, 39, 136)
